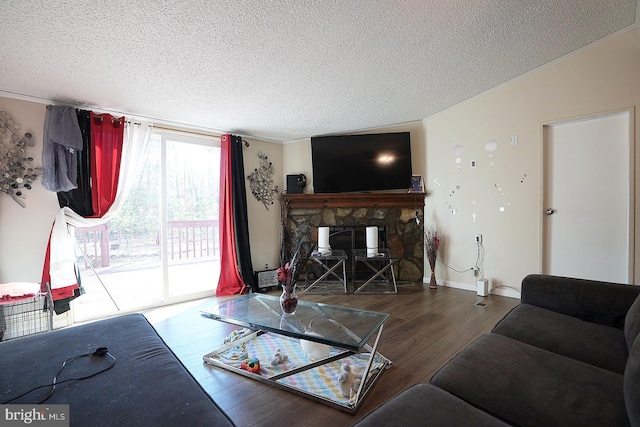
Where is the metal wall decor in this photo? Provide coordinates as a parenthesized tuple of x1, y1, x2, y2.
(247, 151, 279, 209)
(0, 109, 42, 208)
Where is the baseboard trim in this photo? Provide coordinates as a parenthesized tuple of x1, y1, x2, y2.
(422, 278, 521, 300)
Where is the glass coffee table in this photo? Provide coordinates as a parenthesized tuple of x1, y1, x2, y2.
(201, 293, 391, 412)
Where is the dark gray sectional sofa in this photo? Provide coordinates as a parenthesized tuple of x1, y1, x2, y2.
(356, 274, 640, 426)
(0, 313, 235, 426)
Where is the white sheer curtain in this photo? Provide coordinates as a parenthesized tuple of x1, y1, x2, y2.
(48, 121, 153, 291)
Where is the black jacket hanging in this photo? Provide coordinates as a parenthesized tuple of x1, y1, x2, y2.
(57, 109, 93, 216)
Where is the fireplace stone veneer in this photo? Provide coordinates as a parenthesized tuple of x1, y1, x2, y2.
(282, 193, 425, 283)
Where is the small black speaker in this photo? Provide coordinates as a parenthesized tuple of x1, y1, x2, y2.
(286, 174, 306, 194)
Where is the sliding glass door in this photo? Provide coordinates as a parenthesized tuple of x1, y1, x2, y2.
(163, 135, 221, 297)
(72, 130, 220, 322)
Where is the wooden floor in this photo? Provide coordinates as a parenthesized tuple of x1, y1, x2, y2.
(144, 285, 519, 427)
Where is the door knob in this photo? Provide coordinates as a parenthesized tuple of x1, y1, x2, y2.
(545, 209, 555, 216)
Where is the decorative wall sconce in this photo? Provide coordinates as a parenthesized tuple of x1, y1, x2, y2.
(0, 109, 42, 208)
(247, 151, 279, 209)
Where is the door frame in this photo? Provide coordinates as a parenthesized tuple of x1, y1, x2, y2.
(540, 106, 636, 283)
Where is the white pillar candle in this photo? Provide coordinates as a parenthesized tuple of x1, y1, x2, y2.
(366, 226, 378, 252)
(318, 227, 330, 251)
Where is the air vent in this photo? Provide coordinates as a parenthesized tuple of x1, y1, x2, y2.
(474, 300, 492, 308)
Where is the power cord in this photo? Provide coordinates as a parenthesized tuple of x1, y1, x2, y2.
(435, 240, 520, 295)
(437, 240, 484, 276)
(2, 347, 116, 404)
(489, 285, 522, 295)
(437, 258, 474, 274)
(475, 240, 484, 278)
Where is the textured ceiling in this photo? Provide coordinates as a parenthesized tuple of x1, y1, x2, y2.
(0, 1, 637, 142)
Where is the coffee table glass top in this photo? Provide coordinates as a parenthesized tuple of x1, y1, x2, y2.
(201, 293, 388, 352)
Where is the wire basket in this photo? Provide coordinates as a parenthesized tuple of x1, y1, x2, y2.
(0, 289, 53, 341)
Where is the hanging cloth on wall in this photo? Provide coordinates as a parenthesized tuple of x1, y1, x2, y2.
(41, 105, 84, 192)
(57, 110, 93, 216)
(216, 134, 256, 295)
(217, 134, 246, 296)
(89, 112, 125, 217)
(41, 209, 80, 303)
(41, 116, 142, 313)
(231, 135, 257, 293)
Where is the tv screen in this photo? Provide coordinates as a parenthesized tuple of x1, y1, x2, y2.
(311, 132, 412, 193)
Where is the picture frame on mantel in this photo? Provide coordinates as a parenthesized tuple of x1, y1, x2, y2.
(409, 175, 424, 193)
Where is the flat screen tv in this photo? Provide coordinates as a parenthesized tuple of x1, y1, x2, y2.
(311, 132, 412, 193)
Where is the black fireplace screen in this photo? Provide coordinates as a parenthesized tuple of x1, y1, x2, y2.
(306, 226, 387, 282)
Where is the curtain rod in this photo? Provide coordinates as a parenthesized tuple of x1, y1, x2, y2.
(151, 124, 222, 139)
(151, 125, 250, 146)
(0, 90, 269, 145)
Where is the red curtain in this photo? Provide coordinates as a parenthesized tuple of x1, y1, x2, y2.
(89, 112, 125, 217)
(216, 134, 247, 296)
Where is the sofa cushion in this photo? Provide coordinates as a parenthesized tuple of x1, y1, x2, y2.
(0, 313, 234, 427)
(625, 294, 640, 350)
(493, 303, 628, 373)
(354, 383, 509, 427)
(521, 274, 640, 328)
(625, 335, 640, 427)
(431, 333, 629, 427)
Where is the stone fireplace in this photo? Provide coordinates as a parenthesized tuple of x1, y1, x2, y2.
(282, 193, 425, 283)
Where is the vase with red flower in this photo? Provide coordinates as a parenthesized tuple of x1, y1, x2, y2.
(279, 283, 299, 315)
(278, 262, 299, 315)
(277, 238, 313, 315)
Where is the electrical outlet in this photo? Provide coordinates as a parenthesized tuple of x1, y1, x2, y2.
(475, 234, 482, 243)
(472, 267, 478, 277)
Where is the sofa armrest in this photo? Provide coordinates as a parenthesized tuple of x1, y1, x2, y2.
(521, 274, 640, 328)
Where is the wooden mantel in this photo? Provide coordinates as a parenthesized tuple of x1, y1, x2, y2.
(283, 192, 426, 209)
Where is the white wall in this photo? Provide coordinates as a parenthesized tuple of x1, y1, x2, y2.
(0, 98, 59, 283)
(242, 138, 284, 272)
(424, 27, 640, 295)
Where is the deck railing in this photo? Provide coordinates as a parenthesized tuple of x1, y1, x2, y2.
(75, 223, 111, 268)
(167, 219, 219, 260)
(75, 219, 219, 268)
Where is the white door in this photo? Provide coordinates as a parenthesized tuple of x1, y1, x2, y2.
(543, 111, 632, 283)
